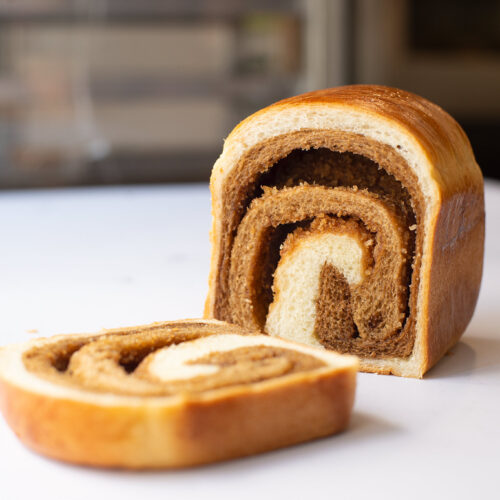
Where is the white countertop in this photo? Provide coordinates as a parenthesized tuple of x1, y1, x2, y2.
(1, 181, 499, 500)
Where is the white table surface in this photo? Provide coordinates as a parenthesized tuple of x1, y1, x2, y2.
(0, 181, 499, 500)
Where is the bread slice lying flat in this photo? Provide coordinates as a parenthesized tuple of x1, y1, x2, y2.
(205, 84, 484, 378)
(0, 319, 357, 469)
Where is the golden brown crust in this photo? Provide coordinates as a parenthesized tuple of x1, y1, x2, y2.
(0, 369, 355, 469)
(424, 193, 484, 371)
(0, 319, 357, 468)
(205, 84, 484, 378)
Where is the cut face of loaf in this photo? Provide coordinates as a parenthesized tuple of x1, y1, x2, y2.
(205, 85, 485, 378)
(0, 319, 357, 468)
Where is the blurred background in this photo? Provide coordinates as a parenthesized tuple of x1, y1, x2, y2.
(0, 0, 499, 188)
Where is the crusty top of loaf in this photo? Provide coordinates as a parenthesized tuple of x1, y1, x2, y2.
(222, 85, 482, 199)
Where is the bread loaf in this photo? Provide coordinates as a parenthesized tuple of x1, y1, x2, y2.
(205, 85, 484, 378)
(0, 319, 357, 468)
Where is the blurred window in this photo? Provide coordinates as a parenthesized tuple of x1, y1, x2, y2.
(0, 1, 306, 187)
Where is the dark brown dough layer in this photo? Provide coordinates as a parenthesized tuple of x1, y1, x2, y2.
(213, 129, 424, 358)
(23, 322, 325, 396)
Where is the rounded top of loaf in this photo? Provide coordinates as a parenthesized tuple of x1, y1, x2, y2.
(221, 85, 482, 198)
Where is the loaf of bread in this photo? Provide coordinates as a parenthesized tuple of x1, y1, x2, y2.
(0, 319, 357, 468)
(205, 85, 484, 378)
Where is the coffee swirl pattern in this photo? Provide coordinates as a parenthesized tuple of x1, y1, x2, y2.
(22, 321, 326, 396)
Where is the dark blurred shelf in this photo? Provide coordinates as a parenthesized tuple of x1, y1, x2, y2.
(89, 149, 217, 184)
(91, 75, 297, 102)
(0, 149, 218, 189)
(460, 119, 500, 180)
(0, 0, 301, 24)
